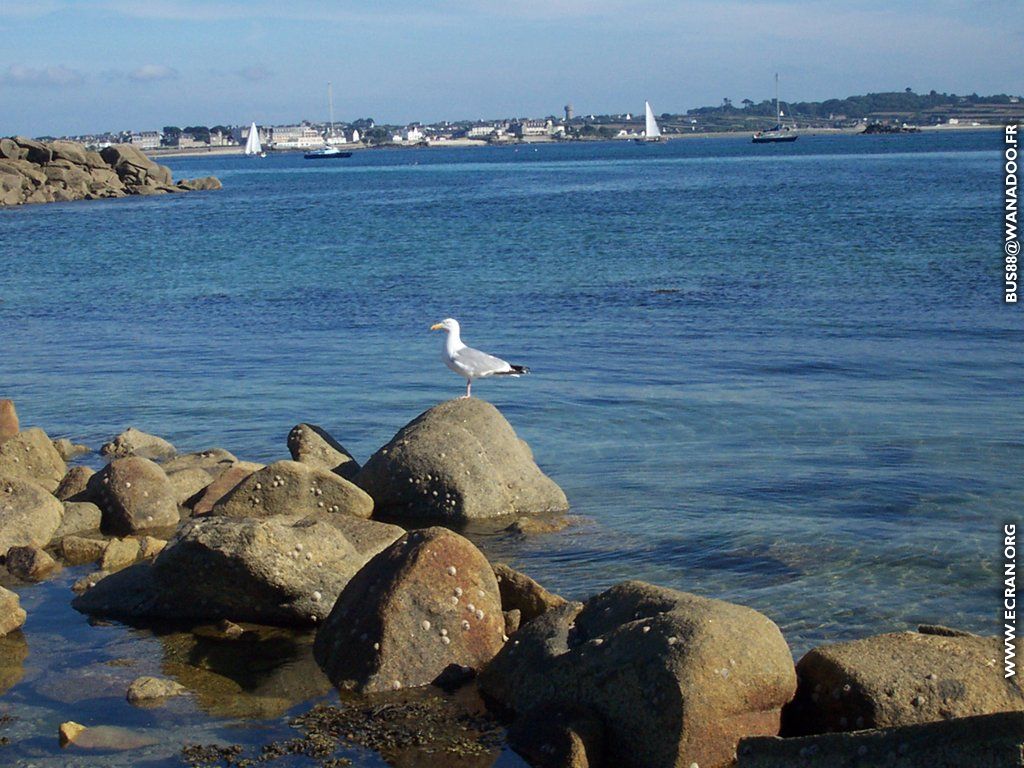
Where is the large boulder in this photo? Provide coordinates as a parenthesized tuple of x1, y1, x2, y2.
(314, 526, 506, 693)
(87, 456, 180, 535)
(287, 423, 360, 480)
(52, 437, 90, 461)
(48, 140, 90, 166)
(737, 711, 1024, 768)
(493, 563, 567, 625)
(100, 427, 176, 461)
(13, 136, 52, 164)
(166, 467, 215, 505)
(54, 501, 103, 538)
(5, 544, 59, 581)
(160, 448, 237, 475)
(73, 514, 404, 626)
(480, 581, 797, 768)
(0, 476, 64, 552)
(0, 586, 26, 636)
(782, 628, 1024, 736)
(356, 399, 568, 522)
(0, 399, 18, 443)
(211, 460, 373, 520)
(0, 427, 67, 492)
(176, 176, 222, 191)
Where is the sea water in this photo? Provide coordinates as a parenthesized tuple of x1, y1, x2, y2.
(0, 131, 1017, 765)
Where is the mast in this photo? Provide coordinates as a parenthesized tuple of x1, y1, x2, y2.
(775, 73, 780, 125)
(328, 82, 334, 139)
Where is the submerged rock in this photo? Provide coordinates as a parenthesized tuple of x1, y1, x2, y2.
(480, 580, 797, 768)
(211, 459, 373, 520)
(0, 427, 67, 492)
(73, 514, 404, 625)
(60, 535, 108, 566)
(87, 456, 180, 535)
(287, 423, 360, 480)
(314, 526, 506, 693)
(356, 398, 568, 522)
(0, 476, 64, 552)
(737, 711, 1024, 768)
(126, 675, 186, 706)
(0, 630, 28, 694)
(100, 427, 176, 461)
(782, 628, 1024, 735)
(0, 586, 26, 636)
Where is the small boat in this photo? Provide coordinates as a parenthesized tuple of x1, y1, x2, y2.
(305, 82, 351, 160)
(752, 74, 798, 144)
(243, 121, 266, 157)
(304, 147, 352, 159)
(634, 101, 663, 143)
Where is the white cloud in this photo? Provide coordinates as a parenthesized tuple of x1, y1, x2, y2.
(0, 64, 84, 88)
(128, 64, 179, 82)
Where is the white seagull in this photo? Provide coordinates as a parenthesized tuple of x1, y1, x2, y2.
(430, 318, 529, 398)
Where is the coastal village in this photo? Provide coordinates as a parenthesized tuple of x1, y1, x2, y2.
(36, 91, 1024, 154)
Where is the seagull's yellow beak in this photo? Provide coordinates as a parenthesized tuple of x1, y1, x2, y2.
(430, 323, 444, 331)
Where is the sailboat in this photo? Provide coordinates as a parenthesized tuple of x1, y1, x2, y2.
(305, 82, 352, 160)
(634, 101, 663, 143)
(243, 122, 266, 157)
(752, 74, 798, 144)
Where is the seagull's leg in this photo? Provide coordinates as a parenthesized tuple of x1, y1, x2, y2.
(463, 379, 472, 399)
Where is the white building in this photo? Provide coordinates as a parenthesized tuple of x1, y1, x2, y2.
(271, 125, 324, 149)
(129, 131, 161, 150)
(351, 128, 361, 143)
(404, 126, 424, 143)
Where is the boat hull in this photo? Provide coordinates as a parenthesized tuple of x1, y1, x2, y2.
(303, 151, 352, 159)
(752, 134, 798, 144)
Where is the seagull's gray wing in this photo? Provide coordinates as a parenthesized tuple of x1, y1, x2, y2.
(452, 346, 513, 377)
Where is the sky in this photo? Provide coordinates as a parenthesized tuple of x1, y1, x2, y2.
(1, 0, 1020, 136)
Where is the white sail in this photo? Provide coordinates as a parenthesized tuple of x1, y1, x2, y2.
(645, 101, 661, 139)
(244, 122, 262, 155)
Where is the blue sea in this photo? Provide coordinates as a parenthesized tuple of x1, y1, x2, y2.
(0, 131, 1018, 765)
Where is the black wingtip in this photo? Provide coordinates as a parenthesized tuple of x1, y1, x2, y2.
(510, 364, 530, 374)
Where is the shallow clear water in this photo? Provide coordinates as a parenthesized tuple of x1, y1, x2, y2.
(0, 132, 1018, 764)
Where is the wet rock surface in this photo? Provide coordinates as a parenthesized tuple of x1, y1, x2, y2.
(54, 465, 95, 502)
(356, 398, 568, 522)
(0, 586, 26, 636)
(493, 562, 567, 625)
(314, 527, 506, 693)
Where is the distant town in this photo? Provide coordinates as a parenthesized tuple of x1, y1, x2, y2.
(30, 90, 1024, 153)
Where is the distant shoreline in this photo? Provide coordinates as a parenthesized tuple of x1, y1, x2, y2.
(146, 122, 1002, 159)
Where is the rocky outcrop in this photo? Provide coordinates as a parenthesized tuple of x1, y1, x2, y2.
(737, 711, 1024, 768)
(287, 423, 360, 480)
(73, 514, 404, 626)
(0, 586, 27, 636)
(782, 628, 1024, 736)
(480, 581, 797, 768)
(356, 399, 568, 522)
(0, 400, 18, 443)
(87, 456, 180, 535)
(0, 137, 221, 206)
(54, 501, 103, 538)
(314, 527, 506, 693)
(0, 476, 64, 552)
(60, 535, 108, 566)
(211, 460, 373, 520)
(101, 427, 176, 461)
(493, 563, 567, 626)
(0, 427, 67, 492)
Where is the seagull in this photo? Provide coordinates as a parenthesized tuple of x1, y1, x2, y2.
(430, 318, 529, 398)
